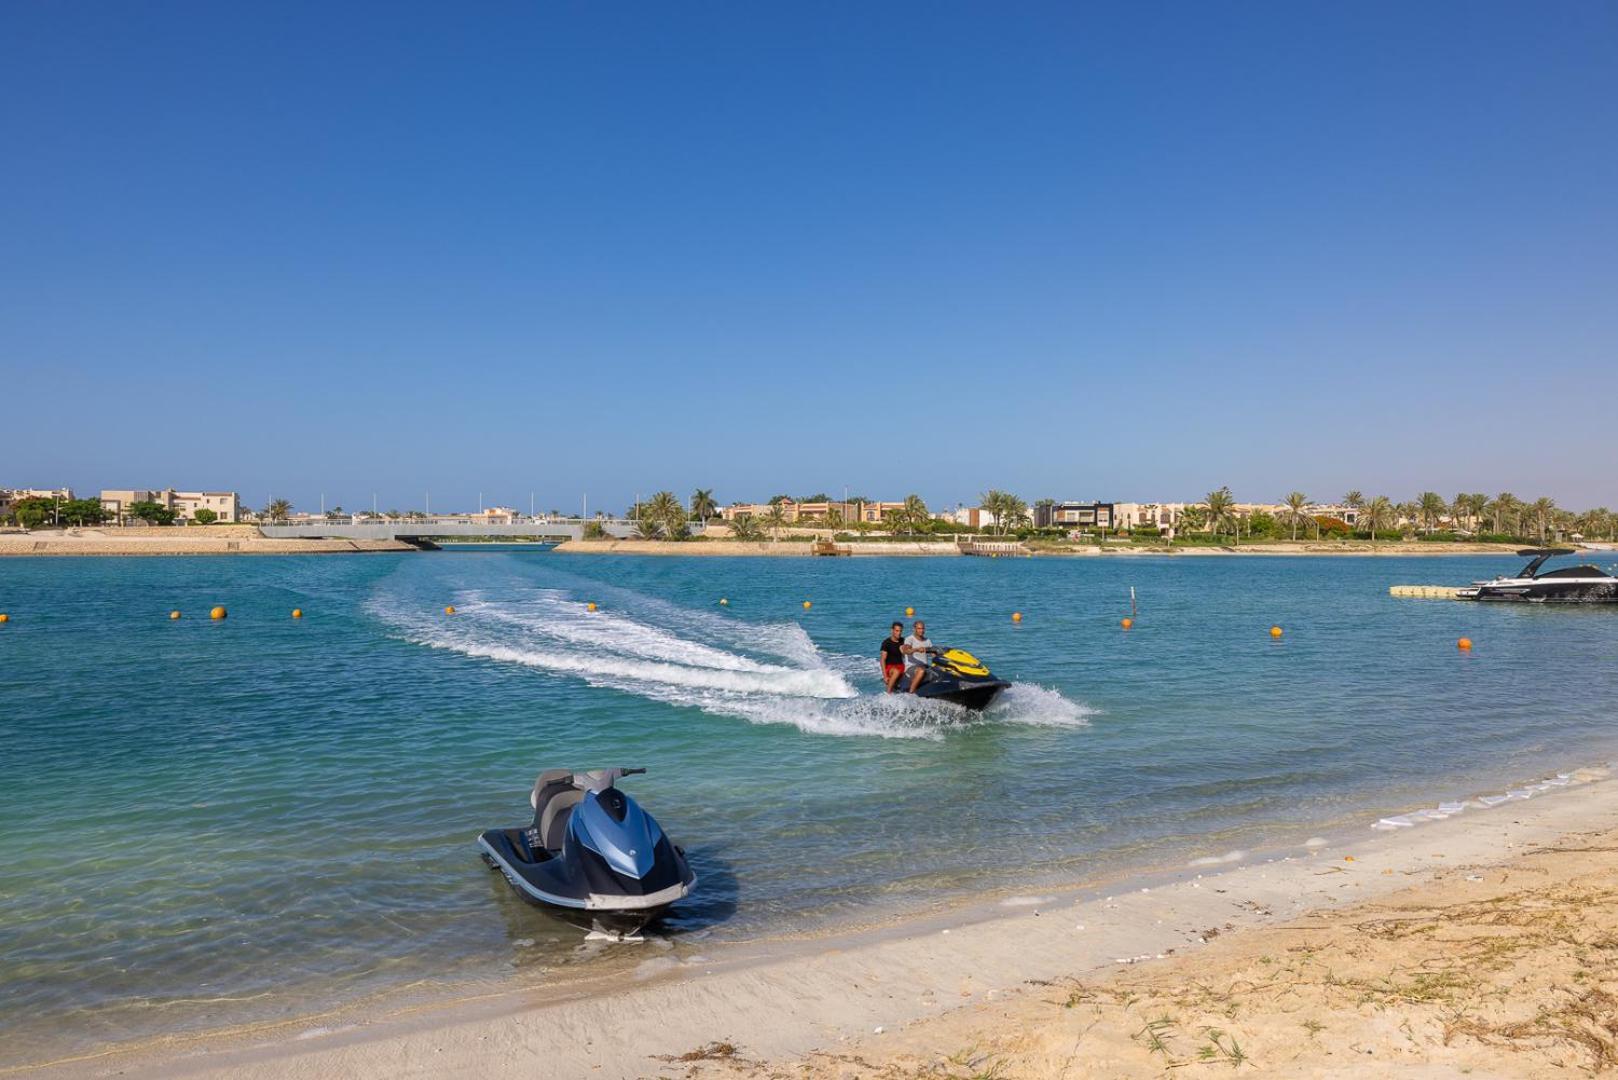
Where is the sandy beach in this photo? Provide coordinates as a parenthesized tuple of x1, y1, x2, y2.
(20, 764, 1618, 1079)
(0, 527, 415, 556)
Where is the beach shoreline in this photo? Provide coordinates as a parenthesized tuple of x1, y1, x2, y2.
(555, 538, 1536, 558)
(17, 762, 1618, 1079)
(0, 527, 415, 557)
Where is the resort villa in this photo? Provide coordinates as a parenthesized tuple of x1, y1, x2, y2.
(720, 499, 908, 525)
(100, 489, 242, 524)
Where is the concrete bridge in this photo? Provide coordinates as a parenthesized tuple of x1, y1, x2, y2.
(258, 518, 651, 544)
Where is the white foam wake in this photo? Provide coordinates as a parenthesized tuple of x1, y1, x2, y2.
(372, 584, 1092, 739)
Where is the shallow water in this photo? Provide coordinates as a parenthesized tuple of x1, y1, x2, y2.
(2, 549, 1616, 1060)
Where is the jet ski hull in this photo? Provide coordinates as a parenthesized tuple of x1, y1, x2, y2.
(913, 677, 1010, 710)
(478, 823, 695, 936)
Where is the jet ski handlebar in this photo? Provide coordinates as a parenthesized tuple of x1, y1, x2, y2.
(574, 767, 646, 791)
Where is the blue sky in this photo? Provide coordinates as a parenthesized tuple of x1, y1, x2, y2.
(4, 2, 1615, 513)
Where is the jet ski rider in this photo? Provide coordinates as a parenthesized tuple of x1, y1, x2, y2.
(879, 621, 906, 692)
(903, 619, 940, 693)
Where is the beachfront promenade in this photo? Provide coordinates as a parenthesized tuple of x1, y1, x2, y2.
(258, 518, 649, 543)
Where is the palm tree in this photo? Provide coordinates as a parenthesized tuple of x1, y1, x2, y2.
(324, 507, 345, 522)
(762, 502, 788, 541)
(1343, 490, 1364, 514)
(729, 515, 764, 542)
(1203, 487, 1235, 543)
(633, 515, 664, 540)
(1417, 492, 1448, 535)
(689, 489, 717, 524)
(980, 490, 1025, 535)
(1000, 494, 1029, 534)
(265, 498, 293, 523)
(1281, 491, 1311, 541)
(1489, 492, 1520, 536)
(979, 490, 1004, 534)
(1528, 497, 1557, 543)
(647, 491, 684, 534)
(901, 494, 929, 537)
(1360, 495, 1393, 545)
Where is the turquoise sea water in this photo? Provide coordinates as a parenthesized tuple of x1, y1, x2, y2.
(3, 549, 1618, 1062)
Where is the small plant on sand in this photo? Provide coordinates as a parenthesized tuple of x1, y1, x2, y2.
(1133, 1016, 1180, 1058)
(1196, 1028, 1249, 1068)
(1301, 1018, 1325, 1039)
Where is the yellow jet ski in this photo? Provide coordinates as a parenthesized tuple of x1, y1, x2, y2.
(912, 648, 1010, 710)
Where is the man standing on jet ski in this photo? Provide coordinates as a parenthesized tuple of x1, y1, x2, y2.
(880, 621, 907, 692)
(902, 619, 941, 693)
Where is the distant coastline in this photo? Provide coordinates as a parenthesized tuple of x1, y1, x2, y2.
(554, 538, 1538, 558)
(0, 528, 1571, 560)
(0, 526, 413, 557)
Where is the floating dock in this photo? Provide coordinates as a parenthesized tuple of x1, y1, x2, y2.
(1389, 585, 1464, 599)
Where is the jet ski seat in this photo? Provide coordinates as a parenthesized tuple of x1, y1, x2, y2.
(531, 770, 584, 853)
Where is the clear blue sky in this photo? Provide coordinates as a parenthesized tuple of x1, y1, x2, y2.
(4, 2, 1615, 513)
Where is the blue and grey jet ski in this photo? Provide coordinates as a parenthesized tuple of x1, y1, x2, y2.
(478, 768, 696, 936)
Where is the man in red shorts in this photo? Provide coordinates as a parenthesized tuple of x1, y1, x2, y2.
(879, 621, 906, 692)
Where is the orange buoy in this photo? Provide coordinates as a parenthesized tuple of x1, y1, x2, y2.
(802, 600, 812, 610)
(1270, 625, 1283, 638)
(444, 605, 456, 615)
(210, 606, 227, 621)
(1121, 617, 1133, 629)
(1011, 612, 1023, 623)
(1458, 637, 1473, 650)
(587, 602, 598, 612)
(291, 609, 303, 619)
(169, 610, 181, 620)
(0, 613, 9, 623)
(905, 606, 915, 617)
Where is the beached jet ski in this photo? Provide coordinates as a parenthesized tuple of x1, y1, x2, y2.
(477, 768, 696, 936)
(911, 648, 1010, 710)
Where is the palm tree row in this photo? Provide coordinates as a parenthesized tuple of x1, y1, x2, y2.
(1195, 488, 1617, 545)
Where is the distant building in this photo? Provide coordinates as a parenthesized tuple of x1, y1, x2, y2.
(1038, 501, 1117, 530)
(1, 488, 75, 521)
(1112, 502, 1189, 533)
(721, 499, 908, 525)
(101, 489, 241, 523)
(934, 505, 999, 529)
(1307, 503, 1360, 527)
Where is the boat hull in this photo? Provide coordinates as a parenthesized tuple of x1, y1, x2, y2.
(914, 678, 1010, 710)
(1471, 583, 1618, 603)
